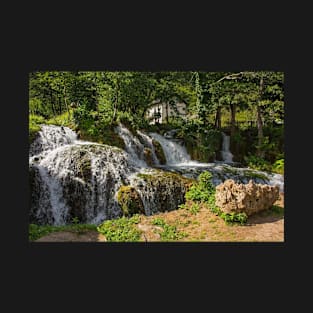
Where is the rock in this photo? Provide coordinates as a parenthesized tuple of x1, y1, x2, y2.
(215, 179, 279, 216)
(130, 170, 194, 215)
(152, 139, 166, 164)
(143, 148, 154, 167)
(117, 186, 145, 216)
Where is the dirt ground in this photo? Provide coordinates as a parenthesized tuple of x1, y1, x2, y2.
(35, 193, 284, 243)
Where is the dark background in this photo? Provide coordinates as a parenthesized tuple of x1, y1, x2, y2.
(2, 1, 308, 310)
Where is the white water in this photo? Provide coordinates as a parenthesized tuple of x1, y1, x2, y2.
(149, 132, 191, 165)
(114, 124, 147, 168)
(29, 125, 77, 157)
(136, 130, 160, 165)
(30, 125, 136, 225)
(221, 132, 233, 163)
(147, 131, 283, 192)
(30, 124, 284, 226)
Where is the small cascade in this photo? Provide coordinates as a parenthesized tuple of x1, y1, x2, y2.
(114, 124, 147, 168)
(136, 130, 160, 165)
(29, 124, 284, 226)
(29, 125, 77, 157)
(149, 132, 191, 165)
(221, 132, 233, 163)
(29, 125, 137, 225)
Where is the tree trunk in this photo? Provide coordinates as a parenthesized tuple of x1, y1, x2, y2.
(166, 102, 169, 124)
(257, 76, 264, 158)
(214, 106, 221, 129)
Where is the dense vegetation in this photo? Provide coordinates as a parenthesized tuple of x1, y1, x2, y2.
(29, 71, 284, 241)
(29, 71, 284, 173)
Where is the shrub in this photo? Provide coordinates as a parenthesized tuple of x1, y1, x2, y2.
(185, 171, 214, 202)
(96, 215, 142, 242)
(272, 158, 284, 174)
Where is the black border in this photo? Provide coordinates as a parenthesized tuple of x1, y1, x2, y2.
(4, 6, 304, 299)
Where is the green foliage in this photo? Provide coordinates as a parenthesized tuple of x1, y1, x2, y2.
(71, 216, 80, 224)
(184, 171, 248, 225)
(185, 185, 210, 202)
(29, 223, 97, 241)
(219, 212, 248, 225)
(29, 71, 283, 164)
(188, 203, 201, 215)
(272, 158, 284, 174)
(244, 154, 284, 174)
(29, 114, 45, 143)
(152, 217, 186, 241)
(46, 110, 75, 128)
(96, 215, 142, 242)
(185, 171, 215, 202)
(244, 154, 272, 172)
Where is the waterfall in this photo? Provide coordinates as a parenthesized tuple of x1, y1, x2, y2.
(29, 125, 77, 157)
(149, 132, 191, 165)
(136, 130, 160, 165)
(221, 132, 233, 163)
(30, 125, 136, 225)
(114, 124, 147, 168)
(30, 124, 284, 226)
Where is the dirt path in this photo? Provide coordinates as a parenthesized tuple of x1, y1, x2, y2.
(35, 193, 284, 243)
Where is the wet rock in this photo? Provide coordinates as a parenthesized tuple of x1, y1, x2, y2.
(130, 170, 194, 215)
(117, 186, 145, 216)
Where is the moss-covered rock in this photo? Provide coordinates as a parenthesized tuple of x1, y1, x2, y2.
(143, 148, 154, 167)
(152, 139, 166, 164)
(117, 186, 145, 216)
(132, 169, 195, 215)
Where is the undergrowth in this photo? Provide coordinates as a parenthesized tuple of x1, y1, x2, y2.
(184, 171, 248, 225)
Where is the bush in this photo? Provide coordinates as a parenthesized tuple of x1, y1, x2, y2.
(272, 158, 284, 174)
(185, 171, 214, 202)
(96, 215, 142, 242)
(184, 170, 248, 225)
(244, 154, 272, 172)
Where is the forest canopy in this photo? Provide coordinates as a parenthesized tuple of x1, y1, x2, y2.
(29, 71, 284, 173)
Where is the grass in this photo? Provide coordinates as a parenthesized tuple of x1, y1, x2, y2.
(29, 223, 97, 241)
(151, 217, 187, 241)
(260, 205, 284, 217)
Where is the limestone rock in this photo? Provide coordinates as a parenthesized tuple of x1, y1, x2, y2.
(215, 179, 279, 216)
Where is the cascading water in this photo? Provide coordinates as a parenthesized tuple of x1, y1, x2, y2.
(30, 125, 137, 225)
(147, 130, 284, 192)
(29, 125, 77, 157)
(30, 123, 284, 226)
(114, 124, 147, 168)
(149, 132, 191, 165)
(136, 130, 160, 165)
(220, 132, 233, 163)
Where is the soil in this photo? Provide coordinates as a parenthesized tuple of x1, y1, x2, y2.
(35, 193, 284, 243)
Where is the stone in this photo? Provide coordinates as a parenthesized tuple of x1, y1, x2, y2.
(215, 179, 279, 216)
(117, 185, 145, 216)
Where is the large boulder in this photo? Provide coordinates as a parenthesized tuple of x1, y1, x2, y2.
(215, 179, 279, 216)
(117, 186, 145, 216)
(129, 169, 194, 215)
